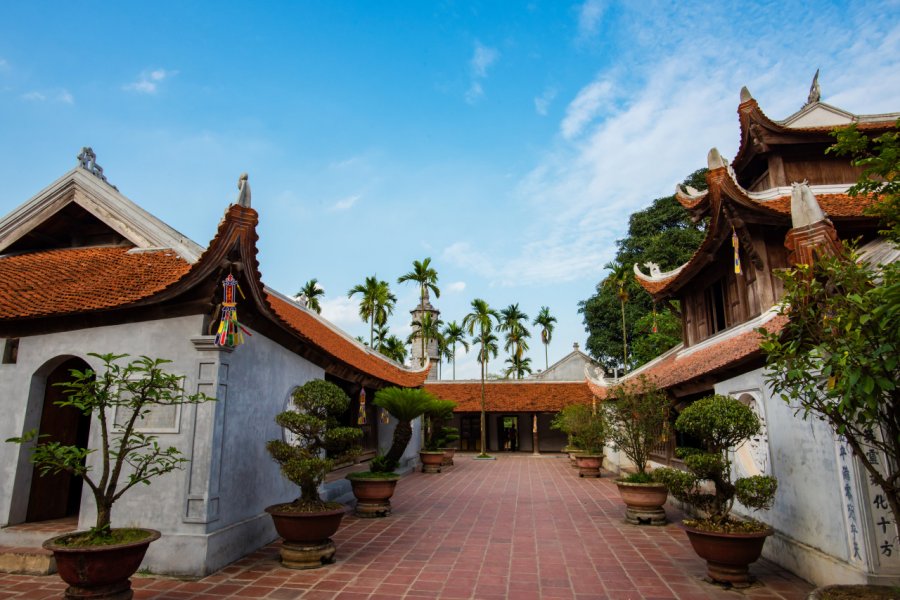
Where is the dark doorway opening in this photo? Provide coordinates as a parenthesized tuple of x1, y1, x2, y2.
(498, 415, 519, 452)
(26, 358, 92, 522)
(459, 414, 485, 452)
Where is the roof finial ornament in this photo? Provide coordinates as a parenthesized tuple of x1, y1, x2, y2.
(236, 173, 251, 208)
(76, 147, 109, 183)
(805, 69, 821, 107)
(707, 147, 727, 170)
(740, 86, 753, 103)
(790, 180, 827, 228)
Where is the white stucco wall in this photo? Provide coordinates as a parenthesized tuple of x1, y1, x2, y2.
(715, 368, 874, 586)
(0, 317, 329, 576)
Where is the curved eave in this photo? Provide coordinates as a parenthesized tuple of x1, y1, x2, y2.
(130, 204, 430, 388)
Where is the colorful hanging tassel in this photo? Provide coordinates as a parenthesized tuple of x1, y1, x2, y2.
(732, 227, 742, 275)
(357, 389, 367, 425)
(215, 274, 252, 347)
(381, 408, 390, 424)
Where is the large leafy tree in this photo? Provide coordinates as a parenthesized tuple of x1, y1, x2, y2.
(442, 320, 470, 380)
(463, 298, 500, 456)
(379, 335, 408, 364)
(297, 278, 324, 314)
(398, 258, 441, 363)
(407, 312, 444, 369)
(504, 354, 532, 379)
(580, 169, 707, 372)
(532, 306, 557, 370)
(348, 276, 397, 347)
(761, 120, 900, 527)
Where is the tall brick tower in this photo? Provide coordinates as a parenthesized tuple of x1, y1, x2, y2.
(409, 288, 441, 380)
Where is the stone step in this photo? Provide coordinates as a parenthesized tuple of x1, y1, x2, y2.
(0, 546, 56, 575)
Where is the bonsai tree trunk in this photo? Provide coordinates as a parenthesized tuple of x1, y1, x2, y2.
(386, 419, 412, 465)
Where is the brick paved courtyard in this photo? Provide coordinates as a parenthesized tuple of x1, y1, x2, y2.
(0, 455, 813, 599)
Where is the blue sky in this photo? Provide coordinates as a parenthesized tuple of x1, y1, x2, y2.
(2, 1, 899, 379)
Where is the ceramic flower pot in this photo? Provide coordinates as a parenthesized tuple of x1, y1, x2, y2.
(574, 454, 603, 478)
(682, 523, 773, 587)
(347, 473, 401, 518)
(419, 451, 445, 473)
(615, 480, 668, 525)
(44, 528, 160, 600)
(441, 447, 457, 466)
(266, 504, 346, 569)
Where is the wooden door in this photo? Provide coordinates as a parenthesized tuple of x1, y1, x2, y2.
(26, 358, 91, 522)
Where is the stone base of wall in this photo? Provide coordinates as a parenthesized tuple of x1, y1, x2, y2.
(143, 513, 277, 577)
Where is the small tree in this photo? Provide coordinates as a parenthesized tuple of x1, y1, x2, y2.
(6, 353, 213, 542)
(266, 380, 362, 509)
(551, 404, 605, 454)
(606, 376, 670, 482)
(655, 395, 777, 532)
(373, 387, 436, 468)
(422, 399, 458, 451)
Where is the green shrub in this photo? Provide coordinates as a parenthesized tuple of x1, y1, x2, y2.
(605, 376, 669, 475)
(654, 394, 777, 531)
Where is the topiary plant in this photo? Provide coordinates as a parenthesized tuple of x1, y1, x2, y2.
(373, 387, 436, 466)
(654, 394, 777, 532)
(266, 380, 362, 510)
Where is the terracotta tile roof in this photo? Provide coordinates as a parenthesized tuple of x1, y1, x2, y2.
(585, 377, 608, 400)
(425, 380, 594, 412)
(266, 293, 428, 388)
(629, 314, 787, 390)
(0, 246, 190, 319)
(756, 193, 875, 218)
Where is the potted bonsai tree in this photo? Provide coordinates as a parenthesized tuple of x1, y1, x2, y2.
(6, 353, 212, 599)
(606, 376, 671, 525)
(654, 394, 778, 587)
(265, 379, 362, 569)
(345, 387, 434, 517)
(550, 404, 586, 468)
(422, 398, 457, 473)
(553, 403, 606, 477)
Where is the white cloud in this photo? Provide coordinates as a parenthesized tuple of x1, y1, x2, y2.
(577, 0, 607, 40)
(471, 42, 499, 78)
(560, 79, 614, 139)
(21, 89, 73, 104)
(124, 68, 177, 94)
(534, 87, 557, 116)
(329, 194, 360, 211)
(320, 296, 360, 327)
(465, 42, 499, 105)
(446, 281, 466, 293)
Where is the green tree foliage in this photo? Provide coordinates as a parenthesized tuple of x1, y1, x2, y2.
(7, 353, 214, 540)
(579, 169, 707, 372)
(297, 278, 324, 314)
(379, 335, 408, 364)
(348, 276, 397, 347)
(422, 399, 458, 451)
(266, 380, 362, 507)
(499, 303, 530, 378)
(630, 309, 682, 367)
(550, 403, 606, 454)
(374, 387, 437, 467)
(463, 298, 500, 457)
(654, 395, 777, 531)
(398, 257, 441, 362)
(442, 320, 470, 380)
(605, 376, 670, 477)
(532, 306, 557, 370)
(760, 119, 900, 529)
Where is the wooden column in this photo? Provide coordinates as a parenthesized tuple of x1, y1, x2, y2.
(532, 413, 540, 455)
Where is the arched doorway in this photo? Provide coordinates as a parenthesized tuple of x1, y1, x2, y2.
(25, 357, 92, 522)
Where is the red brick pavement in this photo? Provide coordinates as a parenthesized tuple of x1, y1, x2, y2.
(0, 455, 813, 599)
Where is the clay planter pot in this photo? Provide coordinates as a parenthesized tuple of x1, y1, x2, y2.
(346, 473, 401, 518)
(615, 480, 668, 526)
(420, 451, 445, 473)
(441, 447, 457, 466)
(266, 504, 345, 569)
(43, 528, 160, 600)
(574, 454, 603, 478)
(682, 523, 773, 587)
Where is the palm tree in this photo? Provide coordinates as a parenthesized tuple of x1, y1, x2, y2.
(398, 258, 441, 362)
(533, 306, 557, 370)
(296, 278, 324, 314)
(407, 312, 444, 368)
(348, 276, 397, 346)
(462, 298, 500, 456)
(603, 261, 631, 374)
(442, 320, 470, 380)
(379, 335, 408, 364)
(373, 323, 390, 351)
(478, 331, 500, 375)
(505, 355, 533, 379)
(373, 387, 437, 467)
(499, 304, 531, 378)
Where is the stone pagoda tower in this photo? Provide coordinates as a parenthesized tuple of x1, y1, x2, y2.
(409, 288, 441, 380)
